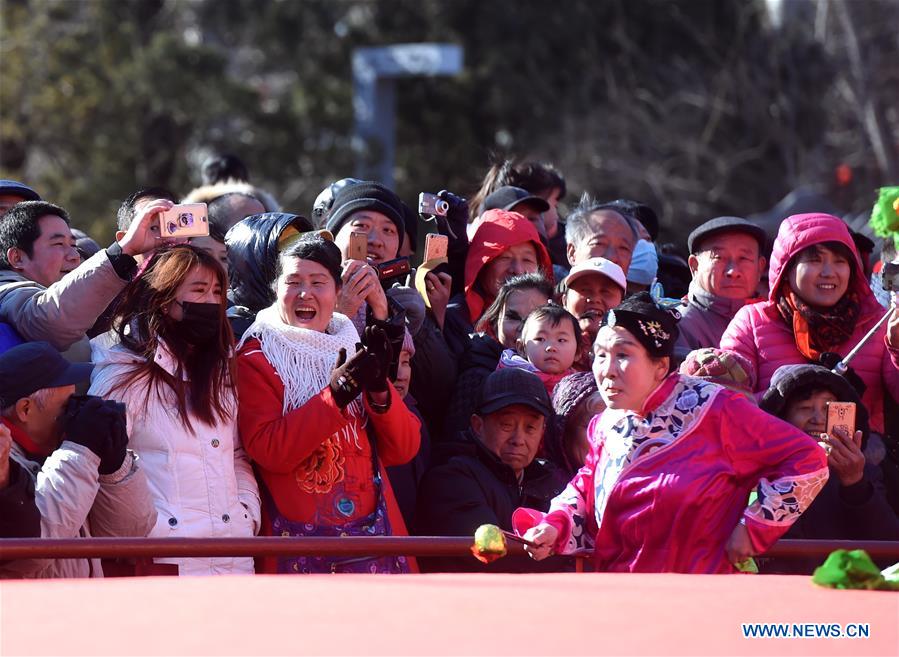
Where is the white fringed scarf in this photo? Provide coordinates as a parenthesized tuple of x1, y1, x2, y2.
(238, 304, 365, 446)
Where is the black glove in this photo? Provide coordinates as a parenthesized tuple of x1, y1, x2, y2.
(329, 345, 385, 408)
(359, 325, 393, 393)
(437, 189, 469, 241)
(64, 396, 129, 475)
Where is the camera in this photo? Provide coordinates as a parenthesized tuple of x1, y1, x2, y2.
(418, 192, 449, 217)
(375, 256, 411, 286)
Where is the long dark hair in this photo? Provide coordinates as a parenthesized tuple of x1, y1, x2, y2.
(111, 245, 235, 431)
(475, 272, 554, 339)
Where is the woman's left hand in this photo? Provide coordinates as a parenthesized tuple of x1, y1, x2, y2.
(824, 428, 866, 487)
(725, 522, 755, 566)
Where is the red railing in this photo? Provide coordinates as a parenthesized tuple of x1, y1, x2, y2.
(1, 537, 897, 561)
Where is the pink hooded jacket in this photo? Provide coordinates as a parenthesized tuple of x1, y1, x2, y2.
(719, 213, 899, 433)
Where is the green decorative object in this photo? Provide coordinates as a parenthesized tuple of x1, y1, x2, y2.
(471, 524, 507, 564)
(869, 186, 899, 249)
(734, 557, 759, 574)
(812, 549, 899, 591)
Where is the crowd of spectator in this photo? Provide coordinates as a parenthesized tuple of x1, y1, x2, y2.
(0, 157, 897, 577)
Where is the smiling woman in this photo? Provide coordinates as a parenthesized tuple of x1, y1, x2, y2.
(235, 234, 421, 574)
(720, 213, 899, 435)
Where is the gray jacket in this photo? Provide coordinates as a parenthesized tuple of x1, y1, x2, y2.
(0, 249, 127, 353)
(1, 440, 156, 579)
(675, 280, 751, 359)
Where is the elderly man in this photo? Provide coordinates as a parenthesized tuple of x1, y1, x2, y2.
(565, 194, 638, 273)
(0, 180, 40, 216)
(0, 342, 155, 578)
(675, 216, 767, 358)
(415, 368, 569, 572)
(0, 199, 167, 359)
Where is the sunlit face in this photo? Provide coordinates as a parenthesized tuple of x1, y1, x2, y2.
(496, 288, 549, 349)
(276, 257, 338, 332)
(564, 273, 624, 325)
(520, 316, 579, 375)
(689, 232, 764, 300)
(471, 405, 546, 476)
(334, 210, 400, 264)
(592, 325, 668, 411)
(479, 242, 540, 299)
(165, 265, 224, 321)
(784, 389, 838, 438)
(393, 349, 413, 399)
(13, 215, 81, 287)
(567, 210, 635, 271)
(787, 244, 851, 308)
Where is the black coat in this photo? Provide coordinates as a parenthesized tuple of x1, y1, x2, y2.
(442, 334, 503, 443)
(225, 212, 311, 340)
(414, 430, 572, 572)
(761, 462, 899, 574)
(0, 459, 41, 539)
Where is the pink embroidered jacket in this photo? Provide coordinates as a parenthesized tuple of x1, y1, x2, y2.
(513, 374, 829, 573)
(719, 212, 899, 433)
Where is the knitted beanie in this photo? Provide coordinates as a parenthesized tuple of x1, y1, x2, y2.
(324, 181, 405, 248)
(551, 370, 598, 420)
(679, 347, 755, 394)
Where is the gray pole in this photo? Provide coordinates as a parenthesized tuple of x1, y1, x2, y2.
(353, 44, 463, 187)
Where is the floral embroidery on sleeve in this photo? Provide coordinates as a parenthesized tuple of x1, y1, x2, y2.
(744, 467, 829, 526)
(549, 481, 594, 554)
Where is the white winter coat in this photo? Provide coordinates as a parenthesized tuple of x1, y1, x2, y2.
(89, 339, 261, 575)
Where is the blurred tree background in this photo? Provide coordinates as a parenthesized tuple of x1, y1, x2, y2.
(1, 0, 897, 245)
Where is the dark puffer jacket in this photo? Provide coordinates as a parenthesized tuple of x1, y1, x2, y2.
(225, 212, 312, 340)
(414, 430, 572, 573)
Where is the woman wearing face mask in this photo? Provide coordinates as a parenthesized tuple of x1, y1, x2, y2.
(516, 293, 828, 573)
(720, 213, 899, 437)
(89, 245, 260, 575)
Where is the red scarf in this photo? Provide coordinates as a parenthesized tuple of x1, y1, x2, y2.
(776, 286, 860, 361)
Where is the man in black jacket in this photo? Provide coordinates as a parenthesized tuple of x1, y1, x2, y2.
(0, 422, 40, 539)
(415, 368, 570, 572)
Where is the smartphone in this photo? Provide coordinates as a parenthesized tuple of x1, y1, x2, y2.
(418, 192, 449, 217)
(158, 203, 209, 238)
(423, 233, 448, 261)
(825, 401, 856, 438)
(348, 231, 368, 260)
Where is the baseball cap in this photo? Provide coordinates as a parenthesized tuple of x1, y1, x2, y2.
(484, 186, 550, 214)
(687, 216, 766, 254)
(0, 180, 40, 202)
(476, 368, 552, 417)
(562, 257, 627, 293)
(0, 342, 93, 407)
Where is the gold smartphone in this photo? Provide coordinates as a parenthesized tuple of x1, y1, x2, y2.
(348, 231, 368, 260)
(825, 401, 856, 438)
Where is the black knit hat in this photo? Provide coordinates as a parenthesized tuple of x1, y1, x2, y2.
(601, 291, 680, 358)
(759, 364, 870, 445)
(324, 181, 405, 250)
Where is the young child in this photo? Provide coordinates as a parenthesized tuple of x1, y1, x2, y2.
(497, 303, 579, 398)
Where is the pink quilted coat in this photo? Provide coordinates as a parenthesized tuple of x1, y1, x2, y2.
(719, 213, 899, 433)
